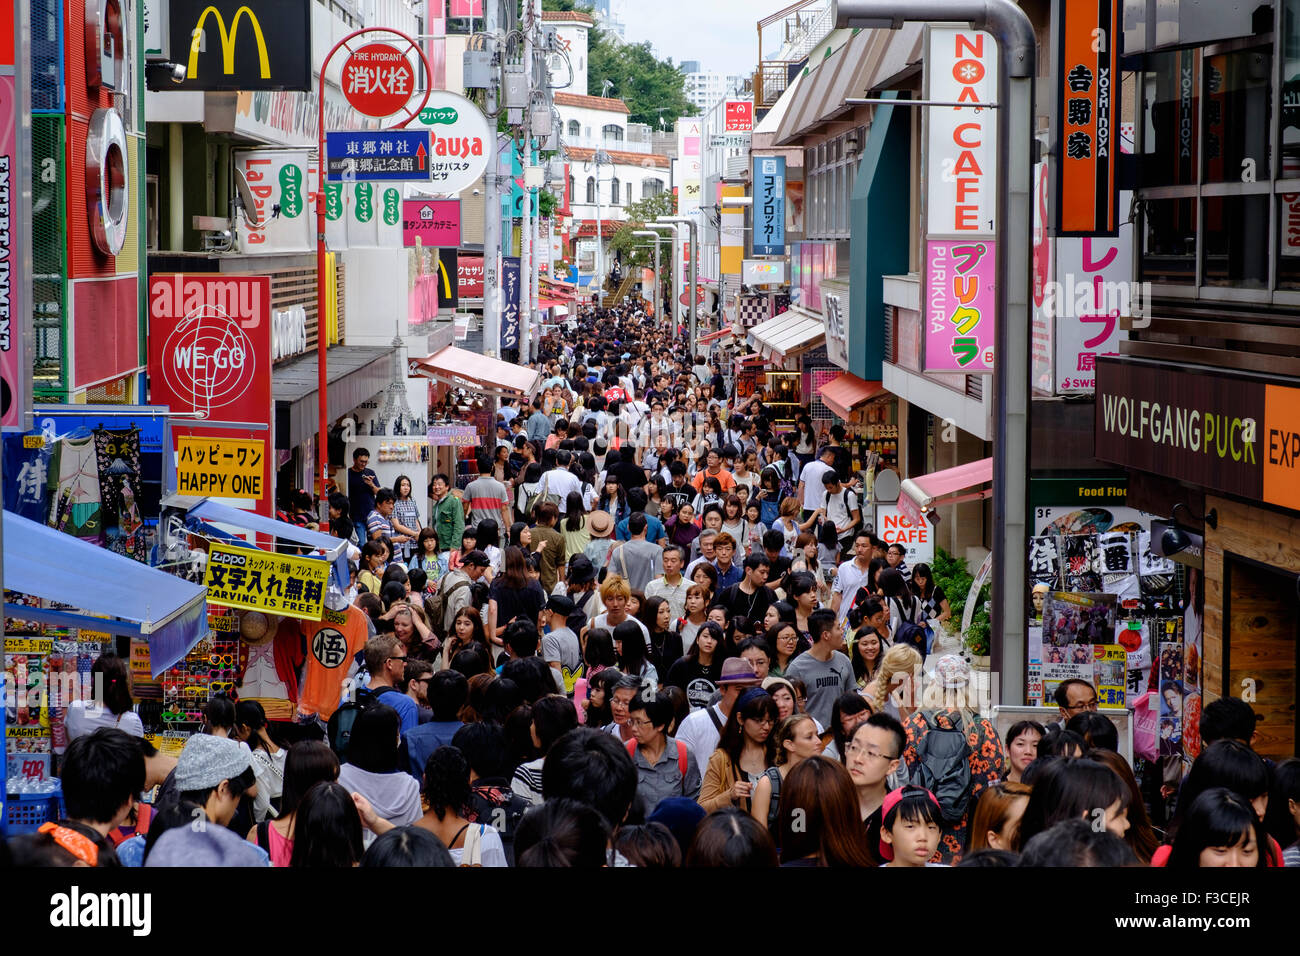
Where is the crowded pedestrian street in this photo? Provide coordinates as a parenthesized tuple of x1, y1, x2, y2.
(0, 0, 1295, 930)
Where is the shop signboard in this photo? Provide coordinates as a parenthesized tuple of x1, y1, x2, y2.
(753, 157, 786, 256)
(176, 436, 265, 498)
(724, 100, 753, 132)
(721, 184, 745, 275)
(924, 239, 996, 372)
(147, 274, 273, 516)
(876, 503, 935, 566)
(1055, 0, 1120, 235)
(743, 260, 786, 286)
(822, 283, 849, 370)
(458, 255, 485, 299)
(435, 248, 459, 311)
(203, 542, 330, 620)
(1031, 161, 1054, 395)
(169, 0, 312, 91)
(402, 198, 461, 248)
(235, 149, 313, 254)
(1051, 209, 1131, 393)
(427, 425, 478, 447)
(925, 27, 997, 375)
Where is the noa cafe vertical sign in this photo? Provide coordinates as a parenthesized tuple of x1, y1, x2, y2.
(925, 26, 998, 374)
(147, 274, 274, 513)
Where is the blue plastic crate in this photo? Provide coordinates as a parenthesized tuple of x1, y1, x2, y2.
(5, 783, 64, 836)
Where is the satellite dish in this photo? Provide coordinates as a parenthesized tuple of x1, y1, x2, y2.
(234, 168, 261, 228)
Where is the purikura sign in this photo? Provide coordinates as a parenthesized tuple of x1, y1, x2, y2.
(925, 238, 996, 372)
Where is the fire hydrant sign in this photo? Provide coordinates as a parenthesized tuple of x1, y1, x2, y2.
(204, 543, 330, 620)
(875, 504, 935, 567)
(177, 437, 266, 499)
(342, 43, 415, 118)
(402, 199, 461, 247)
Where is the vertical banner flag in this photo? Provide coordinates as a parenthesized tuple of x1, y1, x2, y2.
(720, 184, 745, 275)
(924, 27, 998, 373)
(1056, 0, 1120, 235)
(753, 157, 786, 256)
(501, 256, 521, 351)
(0, 0, 31, 432)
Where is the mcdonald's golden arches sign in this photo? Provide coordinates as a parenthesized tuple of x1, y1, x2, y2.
(170, 0, 312, 91)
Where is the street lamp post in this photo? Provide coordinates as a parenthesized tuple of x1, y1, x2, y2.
(647, 222, 679, 331)
(633, 229, 669, 324)
(658, 216, 699, 357)
(834, 0, 1036, 705)
(592, 148, 612, 306)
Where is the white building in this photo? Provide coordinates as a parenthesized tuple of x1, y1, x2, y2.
(543, 9, 595, 97)
(681, 61, 747, 114)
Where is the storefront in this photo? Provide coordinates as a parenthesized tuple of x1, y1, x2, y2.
(1095, 357, 1295, 761)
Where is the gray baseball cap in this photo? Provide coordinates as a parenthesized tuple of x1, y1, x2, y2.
(174, 734, 253, 792)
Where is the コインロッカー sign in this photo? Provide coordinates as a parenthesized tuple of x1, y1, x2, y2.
(170, 0, 311, 91)
(1093, 358, 1300, 512)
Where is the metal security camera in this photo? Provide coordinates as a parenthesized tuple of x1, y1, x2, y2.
(170, 62, 186, 83)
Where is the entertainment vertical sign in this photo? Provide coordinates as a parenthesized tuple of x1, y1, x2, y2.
(0, 0, 31, 432)
(924, 27, 998, 373)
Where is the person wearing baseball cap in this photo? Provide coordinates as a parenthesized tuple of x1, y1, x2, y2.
(878, 785, 946, 867)
(543, 593, 583, 695)
(674, 652, 761, 769)
(435, 549, 491, 636)
(173, 734, 258, 830)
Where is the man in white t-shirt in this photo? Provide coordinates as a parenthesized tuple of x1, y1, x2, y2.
(831, 531, 874, 623)
(538, 453, 583, 513)
(797, 445, 838, 521)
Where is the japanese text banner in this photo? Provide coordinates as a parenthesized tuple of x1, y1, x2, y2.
(203, 543, 330, 620)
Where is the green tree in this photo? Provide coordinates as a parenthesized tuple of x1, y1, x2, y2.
(608, 191, 677, 299)
(542, 0, 697, 128)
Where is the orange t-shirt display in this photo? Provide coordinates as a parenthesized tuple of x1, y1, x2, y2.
(297, 606, 369, 720)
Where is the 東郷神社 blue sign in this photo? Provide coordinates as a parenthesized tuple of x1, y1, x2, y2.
(325, 131, 433, 182)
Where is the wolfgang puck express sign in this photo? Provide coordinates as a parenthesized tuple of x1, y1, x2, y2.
(1095, 358, 1300, 511)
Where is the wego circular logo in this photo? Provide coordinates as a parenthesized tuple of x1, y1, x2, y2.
(160, 305, 258, 417)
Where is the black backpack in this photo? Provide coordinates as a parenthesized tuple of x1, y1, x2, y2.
(909, 711, 973, 824)
(327, 685, 399, 762)
(891, 596, 931, 656)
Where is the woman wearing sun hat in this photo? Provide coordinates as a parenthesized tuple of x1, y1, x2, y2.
(581, 510, 619, 574)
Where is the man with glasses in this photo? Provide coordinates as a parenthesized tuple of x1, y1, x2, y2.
(603, 673, 644, 745)
(361, 634, 419, 734)
(626, 693, 701, 809)
(404, 659, 435, 724)
(1053, 678, 1100, 729)
(844, 713, 907, 861)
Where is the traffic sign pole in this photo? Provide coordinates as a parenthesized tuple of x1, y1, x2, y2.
(315, 28, 430, 517)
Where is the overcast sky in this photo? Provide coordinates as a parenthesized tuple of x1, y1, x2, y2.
(621, 0, 771, 77)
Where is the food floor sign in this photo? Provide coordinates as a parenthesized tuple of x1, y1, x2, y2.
(203, 543, 330, 620)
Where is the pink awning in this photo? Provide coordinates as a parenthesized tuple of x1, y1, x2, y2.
(699, 325, 734, 345)
(413, 346, 541, 399)
(817, 373, 886, 420)
(898, 457, 993, 525)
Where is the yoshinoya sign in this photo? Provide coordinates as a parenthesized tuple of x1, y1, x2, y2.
(1055, 0, 1120, 236)
(170, 0, 311, 91)
(409, 91, 492, 195)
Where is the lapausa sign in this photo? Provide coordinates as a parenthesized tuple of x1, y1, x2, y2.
(170, 0, 311, 91)
(235, 149, 312, 254)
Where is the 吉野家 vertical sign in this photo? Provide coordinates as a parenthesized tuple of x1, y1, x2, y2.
(753, 157, 786, 256)
(1056, 0, 1120, 236)
(924, 26, 998, 373)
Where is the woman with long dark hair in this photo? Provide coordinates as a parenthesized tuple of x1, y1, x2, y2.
(777, 756, 877, 866)
(487, 545, 548, 645)
(561, 490, 592, 559)
(233, 699, 286, 822)
(65, 652, 142, 739)
(336, 704, 422, 844)
(248, 740, 340, 867)
(640, 595, 683, 678)
(665, 621, 724, 713)
(596, 474, 629, 525)
(614, 619, 657, 688)
(1017, 756, 1132, 849)
(415, 746, 508, 866)
(390, 475, 422, 564)
(288, 782, 365, 868)
(1167, 788, 1271, 868)
(699, 689, 780, 813)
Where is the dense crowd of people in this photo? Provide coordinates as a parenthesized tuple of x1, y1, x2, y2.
(10, 302, 1299, 869)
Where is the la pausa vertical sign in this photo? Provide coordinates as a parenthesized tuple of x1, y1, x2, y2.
(925, 27, 998, 373)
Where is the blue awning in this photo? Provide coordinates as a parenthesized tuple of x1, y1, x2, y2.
(3, 511, 207, 676)
(183, 498, 349, 591)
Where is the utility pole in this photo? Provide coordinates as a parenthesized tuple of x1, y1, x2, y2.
(482, 0, 502, 358)
(519, 0, 534, 365)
